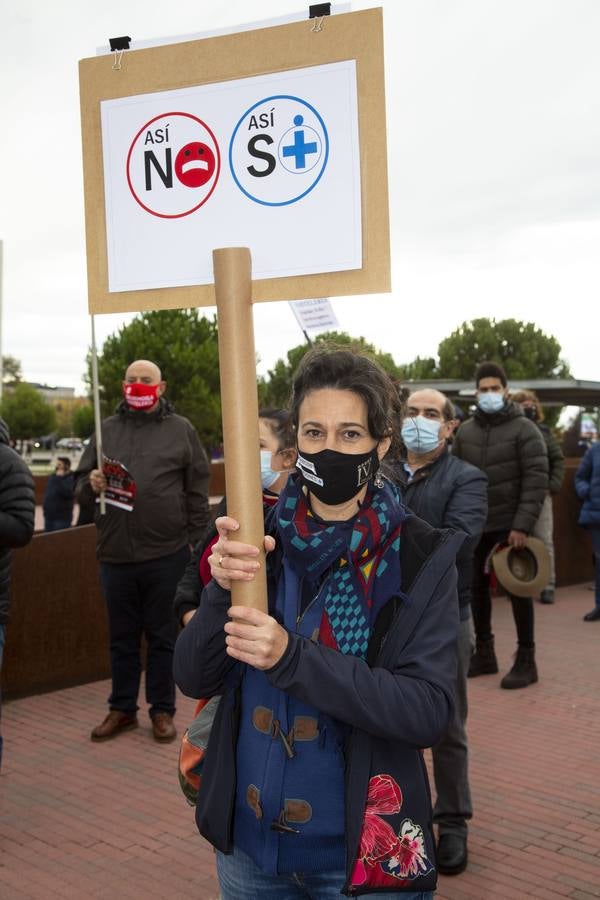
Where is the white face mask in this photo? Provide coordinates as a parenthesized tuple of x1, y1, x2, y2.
(478, 392, 505, 414)
(260, 449, 280, 489)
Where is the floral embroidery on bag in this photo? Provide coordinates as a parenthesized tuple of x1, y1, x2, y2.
(350, 774, 433, 888)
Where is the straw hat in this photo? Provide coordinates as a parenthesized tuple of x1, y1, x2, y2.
(491, 537, 551, 598)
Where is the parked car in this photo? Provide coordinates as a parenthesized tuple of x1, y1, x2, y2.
(56, 437, 84, 452)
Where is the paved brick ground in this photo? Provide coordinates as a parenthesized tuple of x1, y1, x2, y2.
(1, 584, 599, 899)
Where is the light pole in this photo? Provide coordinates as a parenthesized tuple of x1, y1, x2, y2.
(0, 240, 3, 404)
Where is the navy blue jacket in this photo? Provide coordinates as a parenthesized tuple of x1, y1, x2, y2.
(174, 513, 463, 894)
(386, 450, 487, 619)
(575, 442, 600, 527)
(43, 472, 75, 522)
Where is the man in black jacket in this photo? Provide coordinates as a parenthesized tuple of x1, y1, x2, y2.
(0, 417, 35, 769)
(77, 359, 210, 744)
(43, 456, 75, 531)
(453, 362, 548, 690)
(387, 388, 487, 876)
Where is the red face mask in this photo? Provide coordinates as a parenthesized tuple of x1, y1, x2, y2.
(123, 382, 160, 409)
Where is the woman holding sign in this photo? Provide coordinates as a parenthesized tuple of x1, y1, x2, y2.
(174, 349, 462, 898)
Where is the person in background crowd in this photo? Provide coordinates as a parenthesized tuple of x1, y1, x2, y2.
(511, 390, 565, 604)
(561, 411, 594, 458)
(574, 439, 600, 622)
(43, 456, 75, 532)
(453, 362, 548, 689)
(174, 408, 297, 627)
(175, 349, 463, 899)
(448, 403, 465, 440)
(0, 417, 35, 770)
(386, 388, 487, 877)
(77, 359, 210, 744)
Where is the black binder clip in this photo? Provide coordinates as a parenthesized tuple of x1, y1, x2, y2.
(309, 4, 331, 31)
(109, 36, 131, 70)
(309, 3, 331, 16)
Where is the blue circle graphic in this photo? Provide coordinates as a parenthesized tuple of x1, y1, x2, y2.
(229, 95, 329, 207)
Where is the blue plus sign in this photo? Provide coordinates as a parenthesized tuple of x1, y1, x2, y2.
(282, 115, 318, 169)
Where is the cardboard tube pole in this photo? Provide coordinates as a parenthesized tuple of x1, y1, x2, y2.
(213, 247, 267, 611)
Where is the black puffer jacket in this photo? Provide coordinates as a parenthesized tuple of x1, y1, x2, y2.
(0, 418, 35, 623)
(453, 401, 548, 534)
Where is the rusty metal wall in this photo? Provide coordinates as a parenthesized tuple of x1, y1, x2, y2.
(554, 460, 594, 586)
(2, 526, 109, 700)
(34, 474, 49, 505)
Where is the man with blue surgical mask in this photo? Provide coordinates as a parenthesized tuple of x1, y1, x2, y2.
(453, 362, 548, 693)
(386, 388, 488, 878)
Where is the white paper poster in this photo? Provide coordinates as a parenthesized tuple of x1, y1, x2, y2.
(101, 61, 361, 293)
(290, 298, 339, 333)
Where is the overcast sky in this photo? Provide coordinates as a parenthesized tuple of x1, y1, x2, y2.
(1, 0, 599, 393)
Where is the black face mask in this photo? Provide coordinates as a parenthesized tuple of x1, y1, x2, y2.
(296, 446, 380, 506)
(523, 406, 538, 422)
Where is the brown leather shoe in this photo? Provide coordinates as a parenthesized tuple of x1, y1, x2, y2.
(91, 710, 138, 742)
(152, 712, 177, 742)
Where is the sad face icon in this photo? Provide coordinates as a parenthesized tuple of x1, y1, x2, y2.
(175, 142, 216, 188)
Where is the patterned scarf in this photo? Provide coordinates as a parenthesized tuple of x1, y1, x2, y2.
(276, 475, 408, 659)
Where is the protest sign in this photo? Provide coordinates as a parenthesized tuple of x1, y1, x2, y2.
(79, 9, 391, 609)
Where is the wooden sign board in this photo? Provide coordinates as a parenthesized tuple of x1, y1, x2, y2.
(79, 8, 390, 314)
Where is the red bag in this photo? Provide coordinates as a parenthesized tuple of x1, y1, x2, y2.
(177, 695, 221, 806)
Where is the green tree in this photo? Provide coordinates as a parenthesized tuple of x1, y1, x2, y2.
(396, 356, 438, 381)
(436, 318, 571, 380)
(72, 404, 95, 439)
(259, 332, 403, 408)
(86, 309, 222, 451)
(0, 383, 57, 439)
(2, 355, 22, 384)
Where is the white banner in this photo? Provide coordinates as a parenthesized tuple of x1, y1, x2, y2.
(101, 61, 361, 293)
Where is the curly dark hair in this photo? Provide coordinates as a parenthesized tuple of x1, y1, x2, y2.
(289, 347, 402, 459)
(258, 408, 295, 451)
(475, 361, 507, 388)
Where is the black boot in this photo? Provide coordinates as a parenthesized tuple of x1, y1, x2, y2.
(500, 646, 538, 689)
(467, 637, 498, 678)
(437, 833, 468, 875)
(583, 607, 600, 621)
(539, 588, 555, 604)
